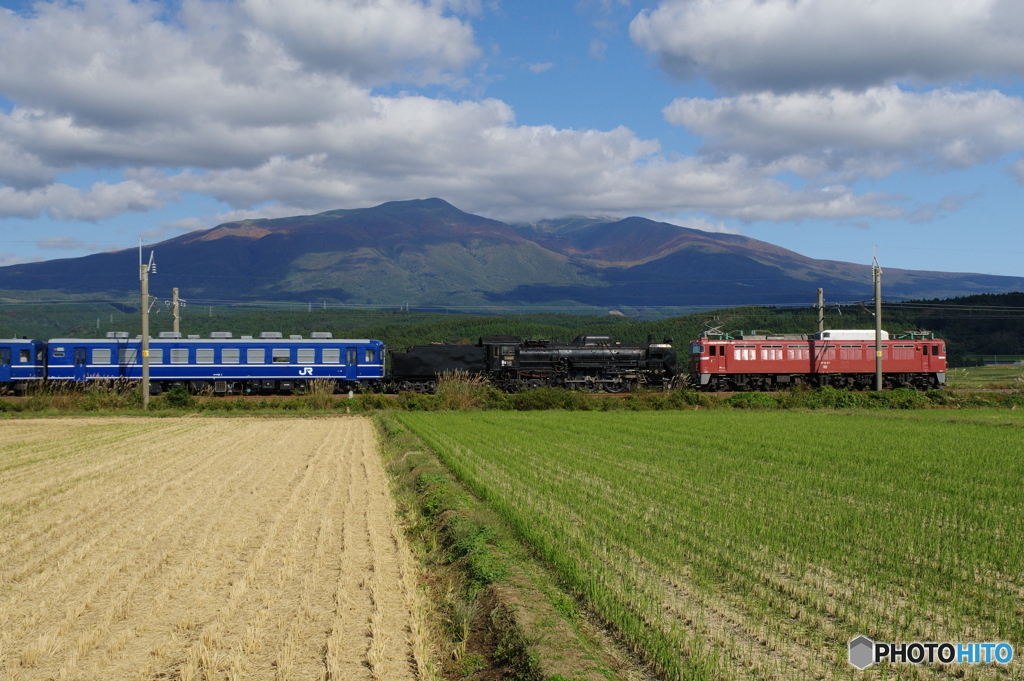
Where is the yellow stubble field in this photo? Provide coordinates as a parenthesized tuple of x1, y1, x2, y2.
(0, 417, 426, 681)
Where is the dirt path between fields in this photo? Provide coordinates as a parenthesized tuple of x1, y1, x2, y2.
(0, 417, 425, 681)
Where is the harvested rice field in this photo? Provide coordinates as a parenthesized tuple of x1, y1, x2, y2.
(0, 417, 425, 681)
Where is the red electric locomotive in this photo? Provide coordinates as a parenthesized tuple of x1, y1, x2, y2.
(689, 330, 946, 391)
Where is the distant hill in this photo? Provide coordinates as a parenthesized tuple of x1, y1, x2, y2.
(0, 198, 1021, 309)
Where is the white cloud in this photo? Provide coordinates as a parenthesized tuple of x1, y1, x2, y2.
(0, 0, 917, 230)
(143, 204, 318, 241)
(666, 216, 739, 234)
(0, 252, 32, 267)
(665, 86, 1024, 175)
(239, 0, 480, 85)
(527, 62, 554, 74)
(631, 0, 1024, 91)
(0, 181, 166, 220)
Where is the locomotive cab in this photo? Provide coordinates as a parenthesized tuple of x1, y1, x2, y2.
(479, 335, 521, 372)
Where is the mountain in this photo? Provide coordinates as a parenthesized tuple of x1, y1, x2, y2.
(1, 198, 1021, 310)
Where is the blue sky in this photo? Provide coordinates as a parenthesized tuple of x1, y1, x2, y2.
(0, 0, 1022, 282)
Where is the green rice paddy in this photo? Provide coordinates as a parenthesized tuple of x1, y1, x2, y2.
(399, 410, 1024, 680)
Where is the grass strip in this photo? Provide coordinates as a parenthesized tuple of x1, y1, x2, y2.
(3, 382, 1024, 416)
(372, 412, 649, 681)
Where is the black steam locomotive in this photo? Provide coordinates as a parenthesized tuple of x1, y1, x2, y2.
(390, 334, 680, 393)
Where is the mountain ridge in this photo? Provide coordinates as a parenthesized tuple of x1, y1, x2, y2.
(0, 198, 1021, 310)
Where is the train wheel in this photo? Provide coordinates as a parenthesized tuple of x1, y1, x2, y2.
(604, 379, 628, 393)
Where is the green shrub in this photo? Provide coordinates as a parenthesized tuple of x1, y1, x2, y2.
(778, 385, 838, 409)
(416, 472, 469, 516)
(924, 389, 954, 406)
(625, 391, 669, 411)
(465, 550, 510, 585)
(883, 388, 930, 409)
(447, 515, 495, 558)
(164, 385, 194, 409)
(508, 387, 592, 411)
(446, 515, 509, 585)
(1000, 394, 1024, 408)
(357, 392, 397, 411)
(397, 392, 442, 411)
(599, 396, 628, 411)
(666, 389, 715, 409)
(723, 392, 778, 409)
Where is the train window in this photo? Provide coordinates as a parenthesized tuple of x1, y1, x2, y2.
(346, 348, 358, 365)
(118, 348, 138, 364)
(734, 345, 756, 360)
(761, 345, 783, 361)
(52, 351, 65, 358)
(0, 348, 9, 365)
(500, 345, 516, 355)
(365, 349, 375, 363)
(222, 348, 239, 364)
(170, 348, 188, 364)
(93, 348, 111, 364)
(196, 348, 215, 364)
(322, 348, 340, 364)
(839, 345, 862, 360)
(19, 348, 30, 363)
(690, 344, 704, 354)
(272, 349, 290, 363)
(922, 345, 929, 355)
(297, 348, 316, 364)
(247, 348, 264, 364)
(149, 349, 163, 364)
(891, 345, 914, 360)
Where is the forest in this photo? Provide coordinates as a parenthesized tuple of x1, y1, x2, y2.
(1, 292, 1021, 367)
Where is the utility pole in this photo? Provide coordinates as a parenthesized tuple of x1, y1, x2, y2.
(140, 242, 156, 409)
(816, 288, 824, 334)
(172, 288, 180, 334)
(873, 251, 883, 392)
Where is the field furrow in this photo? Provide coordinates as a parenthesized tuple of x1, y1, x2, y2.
(0, 417, 422, 681)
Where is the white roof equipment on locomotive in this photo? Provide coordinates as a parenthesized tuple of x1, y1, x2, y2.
(814, 329, 889, 341)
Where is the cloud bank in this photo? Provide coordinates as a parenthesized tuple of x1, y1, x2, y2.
(0, 0, 1021, 237)
(635, 0, 1024, 191)
(0, 0, 910, 229)
(631, 0, 1024, 92)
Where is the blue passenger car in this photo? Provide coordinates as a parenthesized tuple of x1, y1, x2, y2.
(0, 338, 46, 393)
(46, 331, 385, 394)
